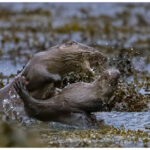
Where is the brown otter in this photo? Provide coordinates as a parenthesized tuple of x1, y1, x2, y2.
(14, 68, 120, 127)
(0, 42, 107, 107)
(21, 41, 107, 99)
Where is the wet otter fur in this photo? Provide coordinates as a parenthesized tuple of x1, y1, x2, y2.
(22, 41, 107, 99)
(14, 68, 120, 127)
(0, 42, 107, 107)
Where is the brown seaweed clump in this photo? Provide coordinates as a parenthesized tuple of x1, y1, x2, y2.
(108, 81, 150, 112)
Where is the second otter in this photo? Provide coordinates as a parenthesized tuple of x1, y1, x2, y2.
(14, 68, 120, 127)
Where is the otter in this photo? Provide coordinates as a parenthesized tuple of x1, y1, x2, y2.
(14, 68, 120, 127)
(21, 41, 107, 99)
(0, 42, 107, 107)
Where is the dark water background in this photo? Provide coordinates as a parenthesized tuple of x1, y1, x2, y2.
(0, 3, 150, 147)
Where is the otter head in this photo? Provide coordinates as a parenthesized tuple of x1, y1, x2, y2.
(88, 52, 108, 74)
(80, 51, 108, 77)
(95, 68, 120, 104)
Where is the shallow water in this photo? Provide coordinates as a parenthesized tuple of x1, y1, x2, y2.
(0, 2, 150, 147)
(97, 112, 150, 132)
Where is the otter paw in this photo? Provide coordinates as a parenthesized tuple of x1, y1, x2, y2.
(14, 77, 28, 98)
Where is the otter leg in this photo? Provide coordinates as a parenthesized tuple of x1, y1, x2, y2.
(26, 67, 61, 91)
(25, 67, 62, 99)
(14, 78, 34, 105)
(14, 77, 56, 119)
(14, 78, 69, 121)
(34, 71, 61, 99)
(29, 83, 56, 100)
(14, 78, 44, 118)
